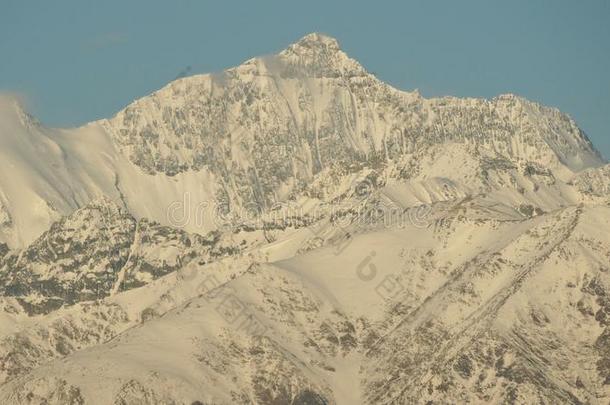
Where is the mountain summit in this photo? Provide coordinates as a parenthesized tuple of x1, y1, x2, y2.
(294, 32, 341, 49)
(275, 32, 367, 77)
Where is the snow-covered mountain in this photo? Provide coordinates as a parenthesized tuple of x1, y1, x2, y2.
(0, 33, 605, 249)
(0, 33, 609, 404)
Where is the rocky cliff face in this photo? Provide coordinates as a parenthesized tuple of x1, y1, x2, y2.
(0, 197, 253, 316)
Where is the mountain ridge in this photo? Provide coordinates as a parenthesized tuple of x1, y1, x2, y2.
(103, 33, 604, 173)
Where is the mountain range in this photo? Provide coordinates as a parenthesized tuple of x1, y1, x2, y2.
(0, 33, 609, 404)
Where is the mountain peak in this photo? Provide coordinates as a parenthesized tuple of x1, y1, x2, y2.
(275, 32, 366, 78)
(293, 32, 341, 51)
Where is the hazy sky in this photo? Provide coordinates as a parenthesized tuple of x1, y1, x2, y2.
(1, 0, 608, 158)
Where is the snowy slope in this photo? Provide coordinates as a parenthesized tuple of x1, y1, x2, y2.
(1, 198, 609, 404)
(0, 96, 219, 249)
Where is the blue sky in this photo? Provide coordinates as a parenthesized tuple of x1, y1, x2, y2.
(1, 0, 608, 158)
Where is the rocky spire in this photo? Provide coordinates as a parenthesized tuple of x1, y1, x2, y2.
(276, 32, 368, 78)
